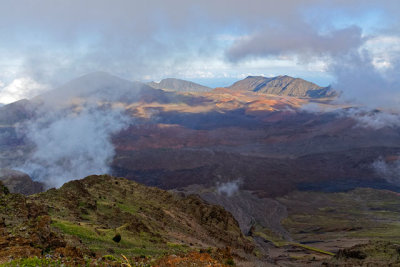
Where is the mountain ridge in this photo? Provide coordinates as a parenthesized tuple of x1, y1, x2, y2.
(148, 78, 212, 92)
(33, 72, 151, 105)
(228, 75, 337, 98)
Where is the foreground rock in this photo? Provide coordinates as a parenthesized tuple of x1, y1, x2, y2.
(1, 175, 254, 265)
(0, 181, 83, 265)
(3, 174, 400, 266)
(33, 175, 253, 251)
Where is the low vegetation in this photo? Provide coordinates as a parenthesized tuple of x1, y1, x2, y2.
(3, 176, 400, 265)
(279, 188, 400, 243)
(0, 175, 250, 265)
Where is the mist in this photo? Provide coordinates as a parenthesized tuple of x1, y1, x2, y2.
(15, 104, 130, 188)
(216, 179, 242, 197)
(331, 50, 400, 110)
(373, 158, 400, 186)
(335, 108, 400, 129)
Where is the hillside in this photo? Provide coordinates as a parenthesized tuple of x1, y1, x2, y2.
(0, 175, 253, 265)
(0, 181, 83, 265)
(3, 175, 400, 266)
(148, 78, 212, 92)
(228, 75, 337, 98)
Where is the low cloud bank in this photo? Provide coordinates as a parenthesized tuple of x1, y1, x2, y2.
(16, 105, 130, 188)
(339, 108, 400, 130)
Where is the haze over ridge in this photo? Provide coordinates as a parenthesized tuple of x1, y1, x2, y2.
(0, 1, 398, 109)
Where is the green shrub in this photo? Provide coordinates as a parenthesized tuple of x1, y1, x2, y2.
(112, 233, 121, 243)
(102, 254, 118, 261)
(226, 258, 235, 266)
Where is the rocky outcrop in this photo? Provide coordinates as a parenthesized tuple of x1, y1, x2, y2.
(0, 181, 82, 264)
(1, 175, 254, 263)
(29, 175, 254, 255)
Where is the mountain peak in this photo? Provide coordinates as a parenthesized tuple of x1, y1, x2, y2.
(148, 78, 212, 92)
(229, 75, 337, 98)
(34, 72, 151, 105)
(60, 71, 134, 89)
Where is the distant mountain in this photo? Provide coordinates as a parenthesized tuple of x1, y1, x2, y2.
(0, 168, 44, 195)
(0, 72, 149, 123)
(0, 99, 35, 125)
(34, 71, 153, 105)
(148, 78, 212, 92)
(228, 75, 337, 98)
(31, 72, 201, 108)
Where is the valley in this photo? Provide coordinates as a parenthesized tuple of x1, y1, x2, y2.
(1, 73, 400, 265)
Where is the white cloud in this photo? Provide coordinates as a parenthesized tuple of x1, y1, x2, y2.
(373, 157, 400, 186)
(340, 108, 400, 129)
(364, 35, 400, 70)
(16, 106, 130, 188)
(216, 179, 242, 197)
(0, 77, 49, 104)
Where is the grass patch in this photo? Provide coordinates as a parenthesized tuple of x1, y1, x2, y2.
(253, 228, 334, 256)
(51, 218, 187, 258)
(117, 203, 138, 214)
(1, 257, 62, 267)
(292, 243, 335, 256)
(253, 231, 287, 247)
(349, 222, 400, 241)
(279, 188, 400, 243)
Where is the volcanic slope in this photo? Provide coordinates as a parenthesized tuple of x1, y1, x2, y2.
(0, 175, 254, 265)
(0, 181, 84, 265)
(4, 176, 400, 266)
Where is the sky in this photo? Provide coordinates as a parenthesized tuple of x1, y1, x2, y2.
(0, 0, 399, 106)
